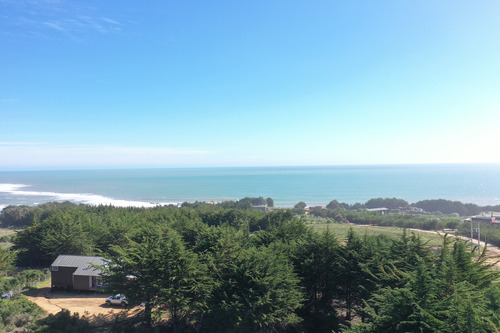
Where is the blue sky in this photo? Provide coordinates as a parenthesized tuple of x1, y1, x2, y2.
(1, 0, 499, 170)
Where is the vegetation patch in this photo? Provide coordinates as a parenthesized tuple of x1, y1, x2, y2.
(0, 199, 499, 331)
(308, 222, 448, 247)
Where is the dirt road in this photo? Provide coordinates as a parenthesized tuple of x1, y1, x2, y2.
(406, 228, 500, 268)
(351, 225, 500, 268)
(25, 287, 141, 325)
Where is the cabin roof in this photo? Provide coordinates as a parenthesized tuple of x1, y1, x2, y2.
(51, 255, 106, 276)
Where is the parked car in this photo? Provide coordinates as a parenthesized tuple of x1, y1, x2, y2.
(1, 291, 12, 300)
(105, 294, 128, 307)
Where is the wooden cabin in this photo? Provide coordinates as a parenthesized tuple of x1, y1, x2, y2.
(50, 255, 106, 291)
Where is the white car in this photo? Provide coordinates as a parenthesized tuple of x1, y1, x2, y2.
(105, 294, 128, 307)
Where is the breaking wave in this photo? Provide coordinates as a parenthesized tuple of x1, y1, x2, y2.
(0, 183, 177, 210)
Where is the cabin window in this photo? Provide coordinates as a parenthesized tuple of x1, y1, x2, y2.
(96, 279, 103, 287)
(51, 266, 58, 271)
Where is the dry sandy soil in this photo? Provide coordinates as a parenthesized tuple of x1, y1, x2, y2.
(25, 287, 142, 325)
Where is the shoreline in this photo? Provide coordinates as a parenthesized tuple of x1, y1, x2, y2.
(0, 183, 179, 211)
(0, 183, 499, 214)
(1, 164, 500, 211)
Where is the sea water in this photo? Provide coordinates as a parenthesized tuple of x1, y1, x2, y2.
(0, 164, 499, 211)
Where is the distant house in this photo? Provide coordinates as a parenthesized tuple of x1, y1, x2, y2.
(253, 205, 268, 212)
(408, 206, 424, 212)
(308, 206, 326, 211)
(470, 215, 497, 224)
(50, 255, 106, 291)
(366, 207, 389, 215)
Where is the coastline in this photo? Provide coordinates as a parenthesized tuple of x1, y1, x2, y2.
(0, 183, 178, 211)
(1, 164, 500, 211)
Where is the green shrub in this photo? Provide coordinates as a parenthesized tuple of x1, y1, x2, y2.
(0, 295, 44, 331)
(30, 309, 92, 333)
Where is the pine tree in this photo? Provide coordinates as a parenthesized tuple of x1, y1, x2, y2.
(102, 227, 212, 330)
(292, 229, 342, 332)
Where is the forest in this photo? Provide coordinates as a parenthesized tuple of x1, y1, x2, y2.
(0, 199, 499, 332)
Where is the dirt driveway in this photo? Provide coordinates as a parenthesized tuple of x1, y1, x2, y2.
(25, 287, 142, 325)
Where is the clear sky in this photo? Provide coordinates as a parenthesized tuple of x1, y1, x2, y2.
(1, 0, 499, 170)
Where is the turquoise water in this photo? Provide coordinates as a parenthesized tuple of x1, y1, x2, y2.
(0, 164, 499, 210)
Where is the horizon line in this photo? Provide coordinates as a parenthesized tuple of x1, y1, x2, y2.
(1, 161, 499, 172)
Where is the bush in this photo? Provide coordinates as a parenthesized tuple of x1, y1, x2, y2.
(30, 309, 92, 333)
(0, 295, 44, 331)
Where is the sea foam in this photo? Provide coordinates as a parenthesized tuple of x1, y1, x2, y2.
(0, 183, 177, 209)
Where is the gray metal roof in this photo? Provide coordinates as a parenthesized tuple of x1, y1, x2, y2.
(366, 207, 389, 212)
(51, 255, 106, 277)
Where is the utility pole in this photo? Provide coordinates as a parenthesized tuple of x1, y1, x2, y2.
(470, 219, 473, 251)
(470, 219, 481, 255)
(477, 221, 481, 254)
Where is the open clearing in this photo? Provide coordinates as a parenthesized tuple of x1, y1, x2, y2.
(24, 287, 142, 325)
(308, 223, 500, 269)
(0, 228, 17, 248)
(308, 222, 446, 246)
(0, 228, 17, 237)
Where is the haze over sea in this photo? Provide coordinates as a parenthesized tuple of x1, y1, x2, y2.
(0, 164, 499, 212)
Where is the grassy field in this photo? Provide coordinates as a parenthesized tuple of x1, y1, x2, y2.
(0, 228, 18, 248)
(307, 222, 451, 247)
(31, 278, 51, 289)
(0, 228, 17, 237)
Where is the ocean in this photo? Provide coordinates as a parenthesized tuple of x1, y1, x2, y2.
(0, 164, 499, 211)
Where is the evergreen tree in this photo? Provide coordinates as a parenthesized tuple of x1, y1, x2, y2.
(204, 244, 303, 332)
(337, 229, 374, 322)
(102, 227, 212, 330)
(292, 229, 342, 332)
